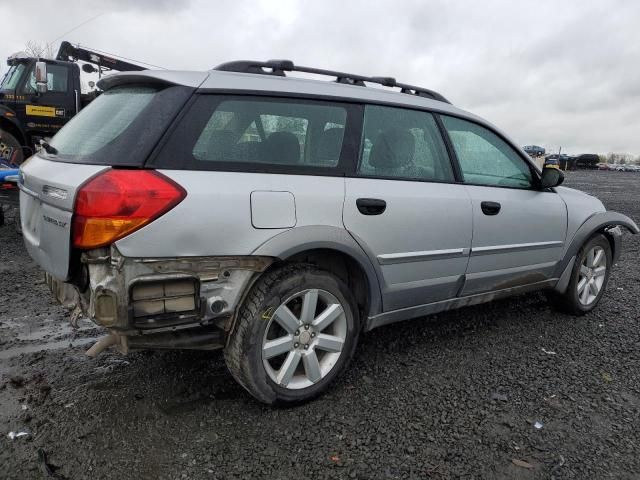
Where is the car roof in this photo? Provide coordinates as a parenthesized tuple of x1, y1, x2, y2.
(98, 68, 531, 165)
(100, 69, 479, 121)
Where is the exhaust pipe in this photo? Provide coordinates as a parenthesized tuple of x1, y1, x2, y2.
(85, 334, 123, 358)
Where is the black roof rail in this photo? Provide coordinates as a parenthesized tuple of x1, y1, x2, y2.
(213, 59, 451, 104)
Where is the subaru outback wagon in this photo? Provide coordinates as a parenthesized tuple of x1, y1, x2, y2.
(20, 60, 638, 404)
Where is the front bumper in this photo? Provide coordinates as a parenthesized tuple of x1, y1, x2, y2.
(46, 246, 273, 350)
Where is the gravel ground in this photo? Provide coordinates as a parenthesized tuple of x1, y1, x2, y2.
(0, 169, 639, 480)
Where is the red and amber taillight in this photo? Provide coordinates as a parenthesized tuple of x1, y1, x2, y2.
(72, 169, 186, 249)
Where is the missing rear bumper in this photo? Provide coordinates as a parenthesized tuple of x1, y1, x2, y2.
(46, 247, 273, 350)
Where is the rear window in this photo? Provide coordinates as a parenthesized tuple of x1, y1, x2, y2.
(47, 84, 193, 166)
(151, 95, 355, 173)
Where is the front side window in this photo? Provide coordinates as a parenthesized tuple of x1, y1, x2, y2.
(176, 96, 348, 169)
(442, 116, 533, 188)
(357, 105, 454, 182)
(24, 64, 69, 93)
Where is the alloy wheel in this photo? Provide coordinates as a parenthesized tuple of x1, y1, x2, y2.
(262, 288, 347, 390)
(577, 246, 607, 305)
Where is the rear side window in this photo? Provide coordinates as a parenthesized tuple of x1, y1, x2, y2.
(153, 95, 352, 172)
(357, 105, 454, 182)
(48, 84, 193, 166)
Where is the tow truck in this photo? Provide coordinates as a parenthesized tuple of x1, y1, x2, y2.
(0, 41, 145, 165)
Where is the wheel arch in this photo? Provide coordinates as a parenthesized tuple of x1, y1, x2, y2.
(554, 211, 638, 292)
(0, 109, 27, 146)
(252, 226, 383, 319)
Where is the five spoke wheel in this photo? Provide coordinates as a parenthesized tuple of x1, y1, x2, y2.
(262, 289, 347, 390)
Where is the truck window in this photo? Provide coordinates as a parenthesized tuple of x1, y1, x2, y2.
(23, 64, 69, 93)
(0, 64, 27, 90)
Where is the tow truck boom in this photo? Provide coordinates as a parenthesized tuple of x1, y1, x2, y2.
(56, 41, 145, 74)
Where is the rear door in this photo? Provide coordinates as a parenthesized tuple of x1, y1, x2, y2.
(440, 115, 568, 295)
(343, 105, 472, 311)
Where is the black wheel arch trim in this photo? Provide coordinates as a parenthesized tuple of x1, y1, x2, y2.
(553, 211, 638, 284)
(251, 225, 383, 317)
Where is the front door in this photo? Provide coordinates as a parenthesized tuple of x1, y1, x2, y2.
(440, 115, 568, 295)
(343, 105, 473, 311)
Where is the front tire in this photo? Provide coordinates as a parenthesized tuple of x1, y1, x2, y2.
(224, 265, 359, 405)
(0, 130, 24, 166)
(548, 233, 612, 315)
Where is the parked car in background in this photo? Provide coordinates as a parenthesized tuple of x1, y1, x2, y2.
(523, 145, 545, 157)
(575, 154, 600, 169)
(598, 163, 610, 170)
(18, 59, 639, 404)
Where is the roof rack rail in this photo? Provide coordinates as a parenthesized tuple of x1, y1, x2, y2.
(213, 59, 451, 104)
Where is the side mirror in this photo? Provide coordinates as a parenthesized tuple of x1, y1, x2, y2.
(540, 167, 565, 189)
(34, 61, 48, 93)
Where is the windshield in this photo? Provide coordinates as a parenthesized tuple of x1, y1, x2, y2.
(47, 84, 193, 166)
(0, 63, 26, 90)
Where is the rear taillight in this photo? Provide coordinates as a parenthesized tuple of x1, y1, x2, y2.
(72, 169, 186, 249)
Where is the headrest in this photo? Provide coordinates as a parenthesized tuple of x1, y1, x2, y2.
(369, 129, 415, 169)
(317, 127, 344, 164)
(263, 131, 300, 165)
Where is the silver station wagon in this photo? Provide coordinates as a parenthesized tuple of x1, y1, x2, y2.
(19, 60, 638, 404)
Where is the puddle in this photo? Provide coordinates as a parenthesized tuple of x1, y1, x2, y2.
(0, 337, 100, 360)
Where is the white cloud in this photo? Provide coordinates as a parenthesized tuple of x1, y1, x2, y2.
(1, 0, 638, 155)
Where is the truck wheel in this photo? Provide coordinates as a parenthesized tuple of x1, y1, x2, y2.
(224, 265, 359, 405)
(0, 130, 24, 166)
(548, 233, 612, 315)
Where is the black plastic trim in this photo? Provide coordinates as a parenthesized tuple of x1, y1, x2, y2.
(212, 59, 451, 103)
(552, 211, 639, 280)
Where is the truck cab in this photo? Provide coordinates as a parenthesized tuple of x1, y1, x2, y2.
(0, 55, 82, 163)
(1, 42, 143, 165)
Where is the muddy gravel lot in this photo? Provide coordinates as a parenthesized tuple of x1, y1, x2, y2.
(0, 169, 639, 480)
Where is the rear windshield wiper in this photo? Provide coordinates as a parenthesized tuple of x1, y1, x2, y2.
(39, 140, 58, 155)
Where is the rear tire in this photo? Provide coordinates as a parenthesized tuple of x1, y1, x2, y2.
(224, 265, 359, 405)
(548, 233, 612, 315)
(0, 130, 24, 166)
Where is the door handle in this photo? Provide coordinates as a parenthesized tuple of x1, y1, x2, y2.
(356, 198, 386, 215)
(481, 201, 501, 215)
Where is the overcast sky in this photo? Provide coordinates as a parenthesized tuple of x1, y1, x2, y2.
(2, 0, 639, 156)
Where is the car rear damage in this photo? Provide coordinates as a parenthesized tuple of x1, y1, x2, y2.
(45, 245, 273, 356)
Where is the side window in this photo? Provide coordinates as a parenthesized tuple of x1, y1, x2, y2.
(358, 105, 454, 182)
(23, 64, 69, 93)
(190, 97, 347, 167)
(441, 116, 533, 188)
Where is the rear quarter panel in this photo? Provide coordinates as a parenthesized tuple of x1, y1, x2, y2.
(114, 171, 345, 257)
